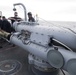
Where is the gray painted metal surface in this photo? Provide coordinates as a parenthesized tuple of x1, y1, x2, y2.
(13, 21, 76, 51)
(10, 21, 76, 75)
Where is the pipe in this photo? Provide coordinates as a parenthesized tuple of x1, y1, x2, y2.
(13, 3, 27, 21)
(13, 22, 76, 51)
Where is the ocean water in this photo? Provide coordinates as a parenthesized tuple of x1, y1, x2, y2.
(38, 20, 76, 33)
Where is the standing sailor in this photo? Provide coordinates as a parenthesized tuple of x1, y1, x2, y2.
(0, 16, 2, 29)
(8, 12, 22, 32)
(27, 12, 35, 22)
(2, 16, 11, 33)
(8, 12, 22, 24)
(0, 16, 3, 48)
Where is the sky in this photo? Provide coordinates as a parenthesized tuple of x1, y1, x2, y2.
(0, 0, 76, 21)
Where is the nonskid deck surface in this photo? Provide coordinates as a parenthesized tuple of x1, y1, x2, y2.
(0, 40, 69, 75)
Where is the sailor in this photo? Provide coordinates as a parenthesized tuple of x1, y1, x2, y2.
(27, 12, 35, 22)
(2, 16, 11, 33)
(8, 12, 22, 32)
(0, 16, 2, 29)
(0, 16, 3, 48)
(8, 12, 22, 24)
